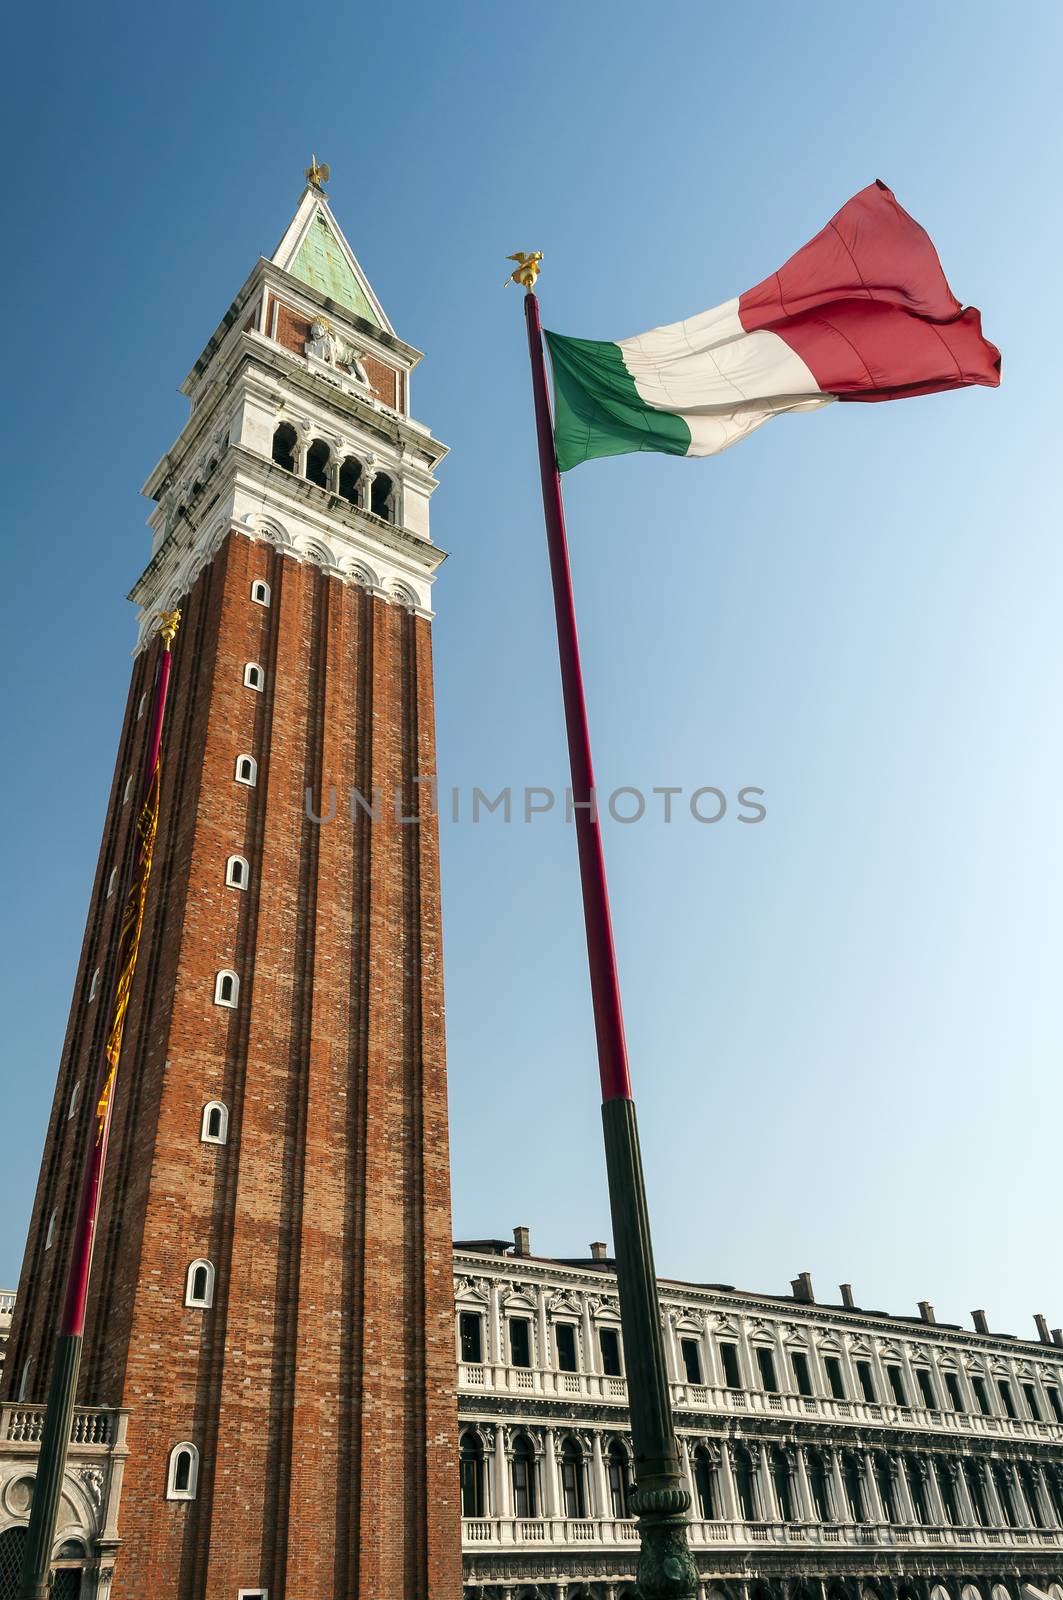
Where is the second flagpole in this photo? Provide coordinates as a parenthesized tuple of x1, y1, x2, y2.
(517, 259, 698, 1600)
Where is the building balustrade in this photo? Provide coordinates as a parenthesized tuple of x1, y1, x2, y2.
(1, 1403, 122, 1447)
(461, 1514, 1063, 1554)
(456, 1363, 1063, 1446)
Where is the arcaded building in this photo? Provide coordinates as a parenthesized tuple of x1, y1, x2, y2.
(454, 1234, 1063, 1600)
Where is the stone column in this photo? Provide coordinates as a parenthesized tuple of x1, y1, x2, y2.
(495, 1425, 512, 1519)
(294, 432, 309, 478)
(922, 1457, 947, 1523)
(862, 1451, 886, 1522)
(949, 1458, 976, 1526)
(543, 1428, 560, 1518)
(679, 1437, 699, 1519)
(718, 1444, 740, 1520)
(489, 1281, 505, 1373)
(327, 452, 342, 495)
(362, 462, 377, 514)
(582, 1296, 598, 1380)
(664, 1309, 682, 1384)
(891, 1455, 916, 1524)
(1035, 1464, 1060, 1528)
(839, 1335, 863, 1403)
(828, 1448, 849, 1522)
(1002, 1462, 1031, 1527)
(591, 1432, 610, 1519)
(794, 1445, 815, 1521)
(979, 1460, 1005, 1526)
(537, 1288, 551, 1389)
(756, 1443, 776, 1521)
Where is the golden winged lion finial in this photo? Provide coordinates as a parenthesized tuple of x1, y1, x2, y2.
(306, 153, 331, 191)
(156, 610, 182, 649)
(505, 251, 543, 291)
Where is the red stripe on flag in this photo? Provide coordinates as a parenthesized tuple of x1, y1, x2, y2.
(738, 180, 1000, 400)
(767, 300, 999, 401)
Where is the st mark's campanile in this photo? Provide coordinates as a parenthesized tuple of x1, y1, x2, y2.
(3, 171, 463, 1599)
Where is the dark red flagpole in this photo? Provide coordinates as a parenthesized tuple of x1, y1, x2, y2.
(18, 610, 180, 1600)
(516, 258, 698, 1600)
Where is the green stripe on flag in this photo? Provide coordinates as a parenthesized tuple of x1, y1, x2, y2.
(544, 331, 691, 471)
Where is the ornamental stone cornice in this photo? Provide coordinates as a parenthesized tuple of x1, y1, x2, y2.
(451, 1250, 1063, 1375)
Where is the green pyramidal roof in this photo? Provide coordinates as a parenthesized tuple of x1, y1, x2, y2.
(289, 212, 380, 326)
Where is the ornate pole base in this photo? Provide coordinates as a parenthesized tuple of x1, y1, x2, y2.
(631, 1482, 700, 1600)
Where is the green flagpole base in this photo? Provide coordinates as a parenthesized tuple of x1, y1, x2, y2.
(17, 1332, 83, 1600)
(602, 1097, 699, 1600)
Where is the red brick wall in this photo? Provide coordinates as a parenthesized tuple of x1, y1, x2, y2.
(5, 532, 461, 1600)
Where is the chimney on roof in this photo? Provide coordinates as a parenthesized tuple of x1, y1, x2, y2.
(919, 1301, 936, 1325)
(1052, 1329, 1063, 1348)
(590, 1241, 608, 1262)
(1034, 1314, 1051, 1344)
(512, 1225, 530, 1257)
(791, 1272, 814, 1304)
(972, 1309, 989, 1334)
(840, 1284, 855, 1309)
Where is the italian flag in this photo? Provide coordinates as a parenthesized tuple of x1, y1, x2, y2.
(544, 182, 1000, 472)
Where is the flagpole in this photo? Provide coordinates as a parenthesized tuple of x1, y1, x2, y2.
(18, 610, 181, 1600)
(516, 260, 698, 1600)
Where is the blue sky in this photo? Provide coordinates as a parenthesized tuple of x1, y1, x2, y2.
(1, 1, 1059, 1340)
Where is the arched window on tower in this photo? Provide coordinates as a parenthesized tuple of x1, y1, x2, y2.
(370, 471, 394, 522)
(607, 1439, 633, 1519)
(770, 1445, 795, 1521)
(560, 1436, 587, 1519)
(201, 1101, 229, 1145)
(339, 456, 363, 506)
(733, 1445, 758, 1522)
(214, 970, 239, 1008)
(166, 1441, 200, 1500)
(271, 423, 297, 473)
(243, 662, 264, 692)
(511, 1433, 537, 1518)
(226, 855, 249, 890)
(185, 1259, 215, 1308)
(235, 754, 257, 787)
(693, 1446, 717, 1520)
(251, 580, 271, 607)
(306, 438, 330, 490)
(459, 1431, 485, 1518)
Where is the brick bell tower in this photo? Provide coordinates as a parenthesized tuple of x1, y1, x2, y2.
(4, 169, 463, 1599)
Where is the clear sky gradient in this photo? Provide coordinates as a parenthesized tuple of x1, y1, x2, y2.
(1, 2, 1059, 1341)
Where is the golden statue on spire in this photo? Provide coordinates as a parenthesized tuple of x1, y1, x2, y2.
(306, 153, 331, 191)
(505, 251, 544, 291)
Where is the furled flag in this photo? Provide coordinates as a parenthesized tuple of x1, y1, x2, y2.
(544, 181, 1000, 472)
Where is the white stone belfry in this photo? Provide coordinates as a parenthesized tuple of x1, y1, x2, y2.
(130, 180, 448, 650)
